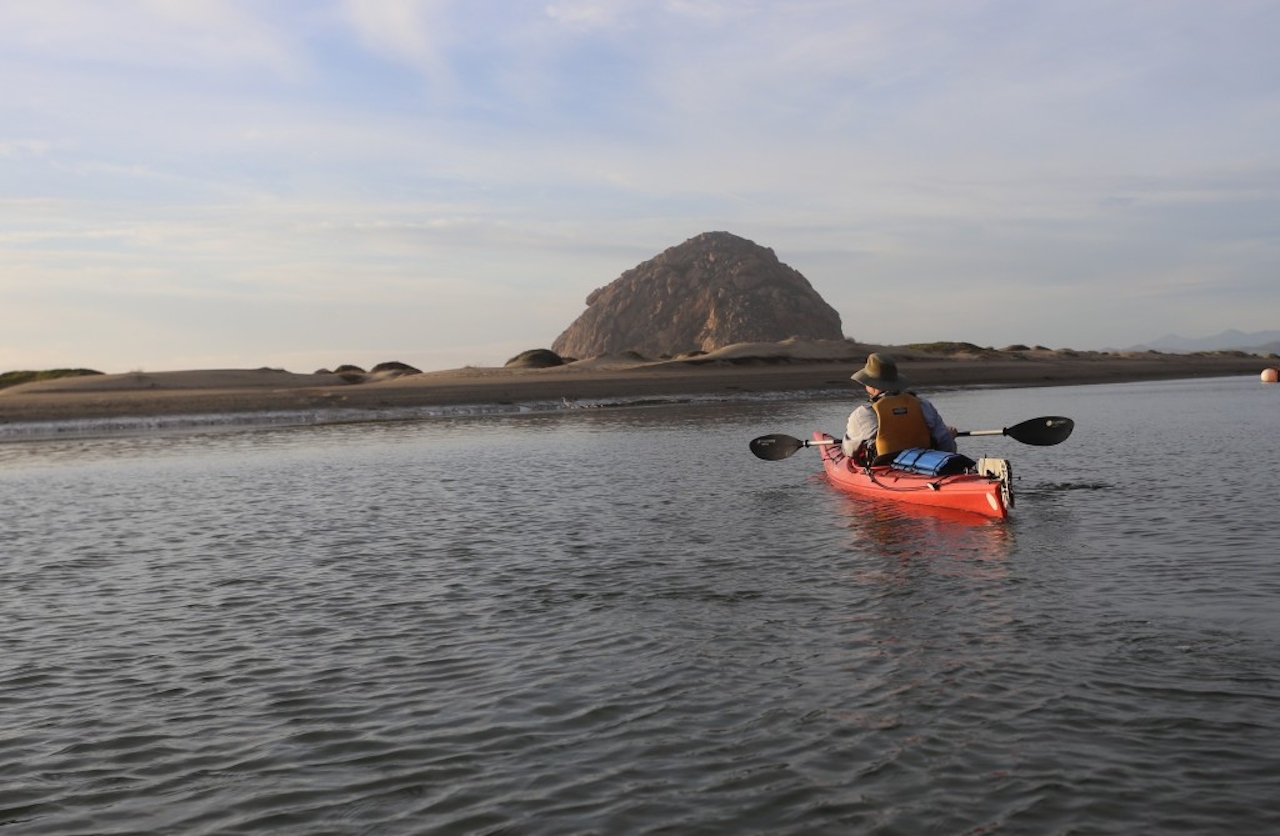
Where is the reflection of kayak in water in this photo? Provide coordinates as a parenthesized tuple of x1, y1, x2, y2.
(811, 432, 1013, 520)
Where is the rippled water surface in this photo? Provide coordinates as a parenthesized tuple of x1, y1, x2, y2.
(3, 376, 1279, 834)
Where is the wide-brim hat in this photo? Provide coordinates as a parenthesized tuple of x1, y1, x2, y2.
(851, 353, 910, 390)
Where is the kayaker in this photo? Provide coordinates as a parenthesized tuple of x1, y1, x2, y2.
(842, 353, 958, 465)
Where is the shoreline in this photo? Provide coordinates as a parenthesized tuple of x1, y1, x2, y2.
(1, 345, 1271, 428)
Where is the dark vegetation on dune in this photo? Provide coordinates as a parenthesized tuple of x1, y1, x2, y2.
(505, 349, 567, 369)
(0, 369, 103, 391)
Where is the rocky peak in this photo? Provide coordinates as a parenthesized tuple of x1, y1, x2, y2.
(551, 231, 843, 359)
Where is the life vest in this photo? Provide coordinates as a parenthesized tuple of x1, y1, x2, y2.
(871, 392, 932, 457)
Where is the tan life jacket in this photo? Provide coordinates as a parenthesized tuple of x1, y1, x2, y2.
(871, 392, 932, 458)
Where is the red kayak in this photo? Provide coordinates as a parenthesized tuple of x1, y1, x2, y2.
(812, 432, 1013, 519)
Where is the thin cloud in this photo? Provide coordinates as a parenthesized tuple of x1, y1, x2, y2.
(0, 0, 304, 76)
(0, 139, 55, 158)
(341, 0, 457, 87)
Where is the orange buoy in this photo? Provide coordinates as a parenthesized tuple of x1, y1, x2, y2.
(1263, 367, 1279, 384)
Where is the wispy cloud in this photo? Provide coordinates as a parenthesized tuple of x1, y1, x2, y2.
(0, 0, 303, 75)
(341, 0, 455, 82)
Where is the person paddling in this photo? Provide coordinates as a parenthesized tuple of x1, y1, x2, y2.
(842, 353, 958, 465)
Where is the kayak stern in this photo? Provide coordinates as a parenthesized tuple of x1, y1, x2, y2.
(813, 432, 1011, 519)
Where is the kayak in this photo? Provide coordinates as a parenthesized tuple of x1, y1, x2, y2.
(812, 432, 1013, 519)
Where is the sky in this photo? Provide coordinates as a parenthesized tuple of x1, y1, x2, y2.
(2, 0, 1278, 374)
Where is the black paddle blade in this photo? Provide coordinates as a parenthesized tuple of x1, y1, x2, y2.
(749, 433, 807, 460)
(1006, 416, 1074, 446)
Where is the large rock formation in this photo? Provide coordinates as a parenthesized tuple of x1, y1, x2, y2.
(551, 231, 844, 359)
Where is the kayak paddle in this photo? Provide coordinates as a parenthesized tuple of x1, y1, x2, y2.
(749, 416, 1074, 460)
(749, 433, 836, 460)
(955, 416, 1074, 446)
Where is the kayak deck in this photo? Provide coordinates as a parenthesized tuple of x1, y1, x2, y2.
(813, 432, 1011, 519)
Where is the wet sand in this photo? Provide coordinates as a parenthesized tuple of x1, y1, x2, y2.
(0, 344, 1270, 426)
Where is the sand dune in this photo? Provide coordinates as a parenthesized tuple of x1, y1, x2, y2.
(1, 341, 1271, 425)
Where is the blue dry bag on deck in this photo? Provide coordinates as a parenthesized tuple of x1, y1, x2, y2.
(889, 448, 976, 476)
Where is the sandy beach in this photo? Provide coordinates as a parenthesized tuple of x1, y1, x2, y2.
(1, 341, 1272, 426)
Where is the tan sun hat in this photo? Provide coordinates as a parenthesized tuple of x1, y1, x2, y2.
(851, 353, 910, 390)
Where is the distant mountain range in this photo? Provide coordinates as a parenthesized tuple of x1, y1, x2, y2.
(1124, 329, 1280, 355)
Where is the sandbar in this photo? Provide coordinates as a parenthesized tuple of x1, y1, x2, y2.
(1, 341, 1271, 427)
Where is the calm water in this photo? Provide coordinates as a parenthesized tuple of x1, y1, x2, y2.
(2, 376, 1278, 835)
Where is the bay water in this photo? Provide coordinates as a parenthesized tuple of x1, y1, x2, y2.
(2, 376, 1278, 834)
